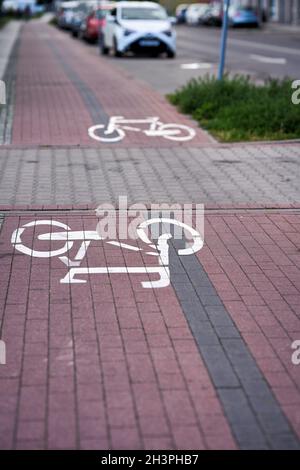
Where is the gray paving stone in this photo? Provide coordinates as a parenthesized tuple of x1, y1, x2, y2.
(230, 423, 268, 449)
(257, 411, 292, 435)
(0, 145, 299, 205)
(218, 389, 260, 426)
(198, 345, 240, 387)
(269, 433, 300, 450)
(179, 301, 208, 323)
(214, 325, 241, 338)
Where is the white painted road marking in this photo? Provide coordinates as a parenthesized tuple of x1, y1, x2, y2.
(88, 116, 196, 143)
(180, 63, 212, 70)
(250, 54, 287, 65)
(11, 218, 204, 288)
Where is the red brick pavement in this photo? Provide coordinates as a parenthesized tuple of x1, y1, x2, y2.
(2, 18, 300, 452)
(198, 211, 300, 439)
(12, 25, 92, 146)
(0, 212, 235, 450)
(12, 22, 211, 147)
(1, 208, 300, 449)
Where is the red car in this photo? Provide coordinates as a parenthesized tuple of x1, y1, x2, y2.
(83, 5, 114, 43)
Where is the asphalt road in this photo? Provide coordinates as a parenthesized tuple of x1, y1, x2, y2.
(102, 24, 300, 94)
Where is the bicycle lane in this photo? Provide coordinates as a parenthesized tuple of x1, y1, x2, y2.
(1, 208, 300, 449)
(10, 21, 212, 147)
(1, 17, 300, 453)
(0, 211, 236, 450)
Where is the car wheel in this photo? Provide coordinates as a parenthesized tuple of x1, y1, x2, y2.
(167, 50, 175, 59)
(101, 42, 109, 55)
(113, 37, 122, 58)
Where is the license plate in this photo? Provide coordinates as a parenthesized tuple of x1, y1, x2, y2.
(139, 40, 159, 47)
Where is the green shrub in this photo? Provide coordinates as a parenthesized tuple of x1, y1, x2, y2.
(168, 75, 300, 142)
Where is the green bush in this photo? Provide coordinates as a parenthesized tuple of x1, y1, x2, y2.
(168, 75, 300, 142)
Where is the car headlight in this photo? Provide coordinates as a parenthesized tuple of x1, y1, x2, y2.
(123, 29, 134, 36)
(162, 29, 172, 37)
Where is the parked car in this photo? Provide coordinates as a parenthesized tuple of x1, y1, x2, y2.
(186, 3, 210, 25)
(57, 1, 79, 29)
(175, 3, 188, 24)
(101, 1, 176, 58)
(82, 4, 115, 42)
(2, 0, 45, 14)
(70, 3, 90, 37)
(201, 2, 223, 26)
(70, 1, 100, 37)
(228, 5, 260, 27)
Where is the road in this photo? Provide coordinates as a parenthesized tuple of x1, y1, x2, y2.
(104, 24, 300, 94)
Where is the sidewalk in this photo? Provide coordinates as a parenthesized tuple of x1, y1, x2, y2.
(0, 144, 299, 206)
(0, 20, 299, 450)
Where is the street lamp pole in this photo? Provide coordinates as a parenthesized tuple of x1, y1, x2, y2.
(218, 0, 231, 80)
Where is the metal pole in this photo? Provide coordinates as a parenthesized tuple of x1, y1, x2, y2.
(218, 0, 231, 80)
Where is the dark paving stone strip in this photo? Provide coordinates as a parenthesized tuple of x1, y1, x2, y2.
(170, 240, 300, 450)
(47, 41, 109, 125)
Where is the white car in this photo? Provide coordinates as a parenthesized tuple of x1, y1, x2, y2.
(57, 1, 79, 29)
(186, 3, 209, 25)
(101, 1, 176, 58)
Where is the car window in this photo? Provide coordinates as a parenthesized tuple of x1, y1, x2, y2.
(95, 9, 111, 19)
(120, 7, 167, 21)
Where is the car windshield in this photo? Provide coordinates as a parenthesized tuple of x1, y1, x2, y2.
(95, 9, 111, 19)
(193, 4, 206, 9)
(121, 7, 167, 20)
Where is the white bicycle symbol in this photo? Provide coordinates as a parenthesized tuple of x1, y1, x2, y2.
(11, 218, 203, 288)
(88, 116, 196, 143)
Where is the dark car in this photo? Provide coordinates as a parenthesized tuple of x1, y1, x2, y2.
(201, 2, 223, 26)
(70, 4, 89, 37)
(175, 4, 188, 24)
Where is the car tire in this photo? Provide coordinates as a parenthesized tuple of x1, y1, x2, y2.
(101, 42, 109, 55)
(113, 38, 122, 58)
(167, 50, 175, 59)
